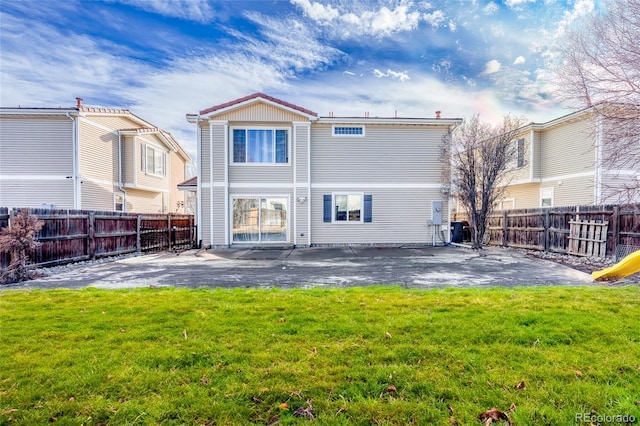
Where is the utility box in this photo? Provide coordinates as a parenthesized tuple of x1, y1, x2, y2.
(431, 200, 443, 225)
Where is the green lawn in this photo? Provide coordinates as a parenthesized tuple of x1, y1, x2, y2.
(1, 286, 639, 425)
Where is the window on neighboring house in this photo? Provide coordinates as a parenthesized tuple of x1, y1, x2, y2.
(114, 192, 125, 212)
(540, 187, 554, 207)
(513, 138, 525, 168)
(333, 126, 364, 137)
(233, 129, 288, 163)
(323, 193, 372, 223)
(141, 144, 166, 176)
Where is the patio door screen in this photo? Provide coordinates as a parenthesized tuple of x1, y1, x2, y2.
(232, 197, 288, 243)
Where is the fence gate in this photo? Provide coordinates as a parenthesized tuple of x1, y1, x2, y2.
(568, 220, 608, 258)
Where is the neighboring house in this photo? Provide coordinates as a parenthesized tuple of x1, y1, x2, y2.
(186, 93, 462, 248)
(0, 98, 192, 213)
(498, 106, 640, 210)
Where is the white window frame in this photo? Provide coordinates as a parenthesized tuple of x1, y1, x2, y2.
(142, 143, 167, 177)
(230, 127, 291, 165)
(540, 187, 554, 207)
(332, 192, 364, 224)
(497, 198, 515, 211)
(332, 125, 365, 137)
(230, 195, 290, 244)
(114, 192, 125, 212)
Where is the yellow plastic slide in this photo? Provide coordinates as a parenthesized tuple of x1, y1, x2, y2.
(592, 249, 640, 281)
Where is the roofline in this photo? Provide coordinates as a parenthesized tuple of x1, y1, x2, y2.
(318, 117, 463, 126)
(198, 93, 318, 119)
(0, 106, 192, 162)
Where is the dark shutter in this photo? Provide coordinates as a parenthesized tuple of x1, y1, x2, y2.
(323, 195, 332, 222)
(363, 194, 372, 222)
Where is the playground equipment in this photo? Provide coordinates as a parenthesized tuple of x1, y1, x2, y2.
(592, 249, 640, 281)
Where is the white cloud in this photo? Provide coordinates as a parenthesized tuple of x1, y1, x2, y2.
(513, 56, 526, 65)
(423, 10, 446, 28)
(480, 59, 502, 75)
(505, 0, 535, 9)
(554, 0, 594, 37)
(291, 1, 441, 37)
(373, 68, 410, 82)
(483, 2, 499, 15)
(289, 0, 339, 22)
(116, 0, 215, 23)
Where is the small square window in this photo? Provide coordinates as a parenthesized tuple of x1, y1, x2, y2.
(333, 126, 364, 137)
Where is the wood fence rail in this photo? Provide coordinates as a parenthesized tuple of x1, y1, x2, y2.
(454, 203, 640, 258)
(0, 207, 196, 269)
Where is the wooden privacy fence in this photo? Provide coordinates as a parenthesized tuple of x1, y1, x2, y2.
(0, 207, 196, 269)
(483, 203, 640, 258)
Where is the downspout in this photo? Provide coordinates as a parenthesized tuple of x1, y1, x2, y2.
(117, 131, 127, 211)
(594, 114, 603, 204)
(66, 112, 80, 209)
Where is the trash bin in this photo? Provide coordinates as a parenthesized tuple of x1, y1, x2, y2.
(451, 221, 463, 243)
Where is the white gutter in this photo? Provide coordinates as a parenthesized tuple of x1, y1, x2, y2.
(318, 117, 463, 126)
(65, 112, 81, 209)
(117, 131, 127, 211)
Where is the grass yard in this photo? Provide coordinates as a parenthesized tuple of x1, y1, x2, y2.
(1, 286, 639, 425)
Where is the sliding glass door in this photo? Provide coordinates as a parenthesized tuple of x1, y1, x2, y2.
(232, 197, 287, 243)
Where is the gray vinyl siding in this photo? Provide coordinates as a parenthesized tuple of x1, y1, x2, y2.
(310, 124, 446, 184)
(212, 123, 226, 183)
(212, 187, 226, 246)
(294, 124, 309, 182)
(0, 179, 74, 209)
(540, 118, 594, 178)
(200, 124, 211, 182)
(200, 189, 212, 247)
(0, 117, 73, 175)
(294, 187, 309, 246)
(311, 188, 447, 245)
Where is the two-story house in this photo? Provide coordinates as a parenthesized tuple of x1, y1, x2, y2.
(499, 106, 640, 209)
(0, 98, 192, 213)
(187, 93, 462, 248)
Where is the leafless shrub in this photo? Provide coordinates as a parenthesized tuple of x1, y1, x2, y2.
(0, 209, 44, 284)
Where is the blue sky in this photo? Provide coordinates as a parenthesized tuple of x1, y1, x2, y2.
(0, 0, 604, 160)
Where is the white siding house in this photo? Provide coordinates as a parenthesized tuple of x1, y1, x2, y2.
(499, 106, 640, 209)
(0, 98, 192, 213)
(187, 93, 462, 248)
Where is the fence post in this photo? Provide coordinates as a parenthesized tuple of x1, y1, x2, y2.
(544, 209, 550, 252)
(167, 214, 172, 251)
(502, 210, 508, 246)
(611, 205, 620, 256)
(136, 215, 141, 254)
(88, 212, 96, 260)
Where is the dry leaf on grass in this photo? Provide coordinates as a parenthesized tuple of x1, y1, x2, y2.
(278, 402, 289, 410)
(478, 408, 512, 426)
(293, 400, 315, 419)
(385, 331, 392, 339)
(515, 380, 525, 389)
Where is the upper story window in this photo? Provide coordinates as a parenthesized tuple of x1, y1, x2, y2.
(333, 126, 365, 137)
(141, 144, 166, 177)
(233, 129, 288, 164)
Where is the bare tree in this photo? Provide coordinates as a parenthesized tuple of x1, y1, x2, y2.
(554, 0, 640, 202)
(443, 114, 527, 248)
